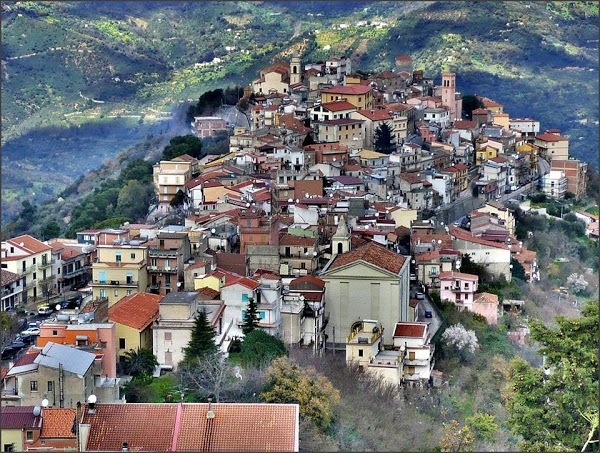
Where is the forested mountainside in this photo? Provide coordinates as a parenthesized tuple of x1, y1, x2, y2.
(1, 1, 598, 221)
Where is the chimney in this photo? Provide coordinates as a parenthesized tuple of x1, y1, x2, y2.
(207, 398, 215, 419)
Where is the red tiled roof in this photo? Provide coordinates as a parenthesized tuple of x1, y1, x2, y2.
(196, 287, 221, 299)
(1, 269, 21, 286)
(472, 108, 488, 114)
(109, 293, 162, 331)
(40, 408, 76, 439)
(453, 120, 478, 129)
(6, 234, 52, 254)
(449, 225, 510, 250)
(13, 351, 40, 367)
(289, 275, 326, 290)
(394, 322, 426, 338)
(279, 234, 316, 247)
(536, 133, 567, 142)
(321, 85, 372, 95)
(356, 108, 393, 121)
(81, 403, 299, 452)
(320, 100, 357, 112)
(327, 242, 406, 275)
(222, 276, 260, 290)
(438, 270, 478, 281)
(473, 292, 499, 305)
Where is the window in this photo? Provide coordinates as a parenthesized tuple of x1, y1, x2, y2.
(126, 290, 133, 295)
(409, 351, 415, 360)
(47, 381, 53, 392)
(465, 282, 469, 289)
(33, 257, 36, 265)
(407, 366, 415, 375)
(100, 342, 107, 348)
(119, 338, 126, 349)
(242, 293, 249, 303)
(358, 349, 363, 357)
(131, 253, 136, 259)
(98, 271, 106, 284)
(30, 381, 38, 392)
(114, 290, 119, 297)
(116, 253, 122, 262)
(52, 330, 58, 336)
(33, 272, 36, 280)
(4, 443, 15, 452)
(26, 432, 34, 442)
(164, 332, 172, 341)
(100, 289, 106, 298)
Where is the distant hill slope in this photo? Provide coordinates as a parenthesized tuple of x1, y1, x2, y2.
(1, 1, 598, 221)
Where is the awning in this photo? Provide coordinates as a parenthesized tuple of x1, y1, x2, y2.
(75, 335, 88, 341)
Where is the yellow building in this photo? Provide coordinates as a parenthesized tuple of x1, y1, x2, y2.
(109, 292, 162, 358)
(476, 145, 499, 165)
(91, 243, 149, 306)
(153, 156, 198, 209)
(1, 234, 54, 303)
(516, 143, 539, 173)
(320, 85, 374, 110)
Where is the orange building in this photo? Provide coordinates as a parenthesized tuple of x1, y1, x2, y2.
(37, 322, 117, 378)
(238, 208, 279, 254)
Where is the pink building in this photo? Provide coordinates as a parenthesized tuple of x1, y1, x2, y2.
(439, 271, 478, 310)
(472, 292, 499, 325)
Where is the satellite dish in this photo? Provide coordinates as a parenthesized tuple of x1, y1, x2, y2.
(211, 228, 216, 234)
(42, 398, 49, 408)
(55, 304, 61, 311)
(33, 406, 41, 417)
(88, 394, 97, 404)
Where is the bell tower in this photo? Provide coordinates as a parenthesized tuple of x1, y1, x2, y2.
(290, 53, 301, 86)
(331, 215, 351, 255)
(441, 72, 457, 120)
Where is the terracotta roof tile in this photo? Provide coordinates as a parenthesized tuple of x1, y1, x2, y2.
(7, 234, 52, 254)
(438, 270, 478, 281)
(222, 276, 260, 290)
(393, 322, 426, 338)
(196, 287, 221, 300)
(321, 85, 373, 95)
(279, 234, 316, 247)
(1, 269, 21, 286)
(81, 403, 298, 452)
(320, 100, 357, 112)
(108, 293, 162, 331)
(536, 133, 567, 142)
(473, 292, 499, 305)
(327, 242, 406, 275)
(40, 408, 76, 438)
(289, 275, 326, 289)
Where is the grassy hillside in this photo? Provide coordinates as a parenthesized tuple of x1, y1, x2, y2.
(1, 1, 598, 222)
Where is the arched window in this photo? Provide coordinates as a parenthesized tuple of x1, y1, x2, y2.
(337, 243, 343, 254)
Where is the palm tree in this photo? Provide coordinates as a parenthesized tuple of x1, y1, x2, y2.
(121, 348, 159, 377)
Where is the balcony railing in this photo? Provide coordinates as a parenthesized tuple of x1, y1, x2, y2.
(449, 285, 462, 292)
(148, 249, 180, 258)
(147, 266, 178, 273)
(38, 259, 55, 268)
(63, 267, 87, 277)
(25, 280, 37, 290)
(92, 279, 139, 287)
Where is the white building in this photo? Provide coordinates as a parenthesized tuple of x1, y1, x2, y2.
(393, 322, 435, 384)
(542, 170, 567, 200)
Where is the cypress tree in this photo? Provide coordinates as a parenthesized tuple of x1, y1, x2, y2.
(242, 296, 260, 335)
(183, 309, 217, 363)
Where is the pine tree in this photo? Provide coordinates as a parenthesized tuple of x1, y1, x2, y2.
(242, 296, 259, 335)
(183, 309, 217, 363)
(373, 122, 395, 154)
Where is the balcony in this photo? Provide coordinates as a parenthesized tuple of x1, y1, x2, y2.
(38, 259, 55, 269)
(148, 249, 180, 258)
(449, 285, 462, 293)
(25, 280, 38, 290)
(63, 267, 87, 278)
(92, 279, 139, 288)
(147, 266, 178, 273)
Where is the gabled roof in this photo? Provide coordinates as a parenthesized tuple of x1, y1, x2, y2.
(289, 275, 326, 290)
(393, 322, 427, 338)
(1, 269, 21, 285)
(109, 292, 162, 331)
(356, 108, 393, 121)
(279, 233, 316, 247)
(321, 85, 373, 95)
(473, 292, 499, 305)
(320, 100, 357, 112)
(536, 133, 567, 142)
(438, 270, 478, 281)
(326, 242, 406, 275)
(39, 408, 77, 439)
(6, 234, 52, 254)
(222, 276, 260, 290)
(0, 406, 43, 430)
(81, 402, 299, 452)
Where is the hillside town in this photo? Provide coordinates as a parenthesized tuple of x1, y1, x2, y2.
(1, 52, 596, 452)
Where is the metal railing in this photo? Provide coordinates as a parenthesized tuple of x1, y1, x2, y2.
(92, 280, 138, 287)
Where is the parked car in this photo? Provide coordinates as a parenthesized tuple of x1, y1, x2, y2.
(424, 310, 433, 318)
(21, 327, 41, 337)
(415, 292, 425, 300)
(10, 340, 26, 350)
(71, 281, 88, 291)
(1, 346, 17, 360)
(38, 305, 53, 315)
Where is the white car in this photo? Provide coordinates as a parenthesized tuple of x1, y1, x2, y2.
(415, 292, 425, 300)
(21, 327, 41, 337)
(38, 306, 53, 315)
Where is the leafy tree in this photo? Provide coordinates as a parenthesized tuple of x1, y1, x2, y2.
(162, 134, 203, 161)
(238, 330, 287, 368)
(461, 94, 485, 120)
(440, 419, 475, 452)
(505, 301, 599, 451)
(261, 357, 341, 431)
(41, 221, 61, 241)
(459, 254, 493, 283)
(115, 180, 152, 221)
(465, 413, 499, 443)
(510, 257, 527, 281)
(183, 309, 218, 363)
(242, 296, 259, 335)
(373, 122, 395, 154)
(121, 348, 159, 378)
(118, 159, 153, 184)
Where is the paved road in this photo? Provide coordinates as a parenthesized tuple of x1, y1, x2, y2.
(412, 285, 442, 337)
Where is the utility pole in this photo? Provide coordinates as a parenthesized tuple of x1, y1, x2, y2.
(332, 326, 335, 355)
